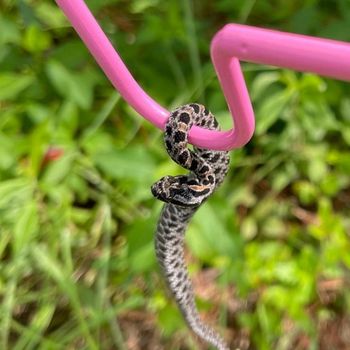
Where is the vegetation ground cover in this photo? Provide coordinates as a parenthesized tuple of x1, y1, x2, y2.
(1, 1, 350, 349)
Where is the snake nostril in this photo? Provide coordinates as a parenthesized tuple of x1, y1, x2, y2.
(151, 184, 159, 197)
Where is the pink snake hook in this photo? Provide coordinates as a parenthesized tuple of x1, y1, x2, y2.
(55, 0, 350, 151)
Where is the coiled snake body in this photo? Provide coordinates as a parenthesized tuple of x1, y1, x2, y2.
(151, 103, 230, 350)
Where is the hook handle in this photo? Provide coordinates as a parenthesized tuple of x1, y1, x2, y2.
(55, 1, 350, 151)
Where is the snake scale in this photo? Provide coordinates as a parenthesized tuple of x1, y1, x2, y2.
(151, 103, 230, 350)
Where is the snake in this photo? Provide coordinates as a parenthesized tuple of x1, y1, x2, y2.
(151, 103, 230, 350)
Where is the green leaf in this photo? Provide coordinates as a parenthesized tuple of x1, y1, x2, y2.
(256, 89, 294, 135)
(251, 71, 280, 101)
(35, 3, 68, 28)
(0, 73, 34, 100)
(241, 216, 257, 241)
(131, 0, 160, 13)
(93, 145, 156, 182)
(45, 60, 97, 109)
(129, 243, 156, 273)
(16, 303, 56, 349)
(307, 158, 328, 184)
(0, 178, 33, 212)
(41, 154, 74, 186)
(273, 261, 298, 284)
(22, 25, 51, 53)
(187, 203, 236, 260)
(13, 202, 38, 255)
(157, 303, 184, 336)
(293, 181, 318, 205)
(0, 15, 21, 45)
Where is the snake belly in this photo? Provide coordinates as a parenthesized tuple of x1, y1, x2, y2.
(151, 103, 230, 350)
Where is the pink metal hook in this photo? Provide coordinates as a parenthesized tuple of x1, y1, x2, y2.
(55, 0, 350, 151)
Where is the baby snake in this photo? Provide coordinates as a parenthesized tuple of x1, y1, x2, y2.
(151, 103, 230, 350)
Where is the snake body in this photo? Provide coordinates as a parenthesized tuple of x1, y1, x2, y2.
(151, 103, 230, 350)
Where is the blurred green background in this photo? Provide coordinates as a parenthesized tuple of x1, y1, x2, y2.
(1, 0, 350, 349)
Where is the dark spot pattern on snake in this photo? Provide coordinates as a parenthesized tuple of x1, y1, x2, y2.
(151, 103, 230, 350)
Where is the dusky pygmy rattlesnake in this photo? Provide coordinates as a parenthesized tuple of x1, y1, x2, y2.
(151, 103, 230, 350)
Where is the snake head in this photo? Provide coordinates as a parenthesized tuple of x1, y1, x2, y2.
(151, 175, 210, 207)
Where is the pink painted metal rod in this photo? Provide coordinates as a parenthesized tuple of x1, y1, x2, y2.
(212, 24, 350, 81)
(55, 0, 350, 151)
(210, 24, 350, 149)
(55, 0, 253, 150)
(54, 0, 168, 128)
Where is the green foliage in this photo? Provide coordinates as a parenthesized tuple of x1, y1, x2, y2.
(1, 0, 350, 349)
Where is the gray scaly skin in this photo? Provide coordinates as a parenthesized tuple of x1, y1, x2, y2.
(151, 103, 230, 350)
